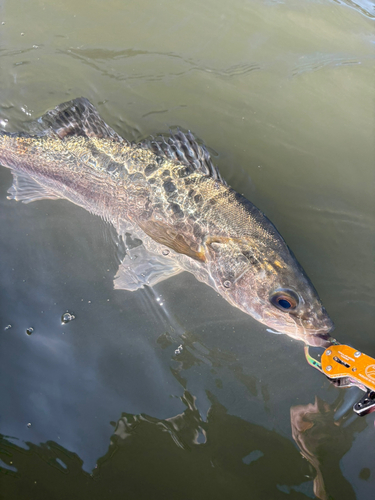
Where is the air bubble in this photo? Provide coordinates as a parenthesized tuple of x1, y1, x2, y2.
(61, 312, 75, 324)
(26, 327, 34, 335)
(175, 344, 183, 355)
(223, 280, 231, 288)
(162, 249, 170, 256)
(4, 324, 12, 331)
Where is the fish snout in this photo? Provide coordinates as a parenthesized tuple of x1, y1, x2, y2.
(298, 303, 333, 331)
(299, 308, 335, 346)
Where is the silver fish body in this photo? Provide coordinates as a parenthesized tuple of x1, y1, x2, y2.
(0, 98, 334, 346)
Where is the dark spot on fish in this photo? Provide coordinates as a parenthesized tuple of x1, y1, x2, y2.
(194, 194, 203, 205)
(119, 170, 128, 180)
(209, 198, 217, 206)
(178, 166, 194, 178)
(164, 180, 176, 193)
(243, 251, 257, 265)
(148, 178, 156, 185)
(237, 254, 248, 264)
(156, 156, 163, 165)
(198, 176, 209, 185)
(153, 202, 163, 211)
(188, 189, 195, 198)
(169, 203, 183, 217)
(107, 161, 120, 173)
(193, 224, 204, 239)
(217, 190, 231, 200)
(162, 169, 170, 177)
(242, 251, 252, 261)
(88, 145, 101, 158)
(145, 163, 158, 176)
(129, 172, 145, 184)
(184, 177, 195, 186)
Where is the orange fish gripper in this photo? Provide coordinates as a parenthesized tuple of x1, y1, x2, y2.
(305, 343, 375, 416)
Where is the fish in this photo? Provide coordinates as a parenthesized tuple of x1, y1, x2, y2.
(0, 97, 334, 346)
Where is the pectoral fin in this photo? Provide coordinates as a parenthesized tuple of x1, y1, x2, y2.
(139, 220, 206, 262)
(114, 245, 183, 291)
(7, 171, 62, 204)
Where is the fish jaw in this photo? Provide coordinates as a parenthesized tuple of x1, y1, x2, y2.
(259, 311, 335, 347)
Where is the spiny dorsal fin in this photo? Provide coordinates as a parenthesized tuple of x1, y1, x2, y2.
(144, 130, 227, 186)
(25, 97, 125, 142)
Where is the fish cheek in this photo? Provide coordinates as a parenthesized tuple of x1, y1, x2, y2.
(205, 241, 247, 289)
(204, 241, 232, 284)
(206, 242, 274, 317)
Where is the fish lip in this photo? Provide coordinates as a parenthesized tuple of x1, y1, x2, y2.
(300, 319, 336, 347)
(305, 332, 335, 348)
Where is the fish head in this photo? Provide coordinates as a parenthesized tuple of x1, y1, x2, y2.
(204, 236, 334, 346)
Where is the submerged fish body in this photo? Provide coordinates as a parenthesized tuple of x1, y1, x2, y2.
(0, 98, 334, 345)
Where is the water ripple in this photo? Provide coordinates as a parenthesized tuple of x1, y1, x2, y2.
(332, 0, 375, 19)
(292, 52, 362, 77)
(63, 47, 261, 83)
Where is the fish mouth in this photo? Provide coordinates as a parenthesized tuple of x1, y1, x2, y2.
(262, 309, 335, 346)
(304, 331, 335, 348)
(291, 314, 335, 347)
(264, 320, 335, 347)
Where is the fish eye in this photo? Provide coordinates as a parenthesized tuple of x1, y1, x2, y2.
(270, 290, 299, 312)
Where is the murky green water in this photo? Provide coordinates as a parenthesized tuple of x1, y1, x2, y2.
(0, 1, 374, 499)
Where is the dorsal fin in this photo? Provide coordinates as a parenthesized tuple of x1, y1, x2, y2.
(144, 130, 227, 186)
(24, 97, 125, 142)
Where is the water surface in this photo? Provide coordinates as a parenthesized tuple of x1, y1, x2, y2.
(0, 1, 374, 499)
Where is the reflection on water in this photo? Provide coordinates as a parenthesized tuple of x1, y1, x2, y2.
(1, 391, 314, 500)
(1, 387, 372, 499)
(1, 0, 375, 498)
(291, 393, 367, 500)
